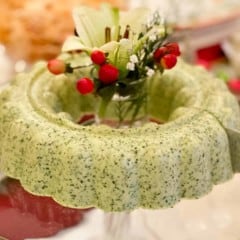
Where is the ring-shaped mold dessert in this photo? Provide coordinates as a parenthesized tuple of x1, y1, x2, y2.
(0, 60, 240, 212)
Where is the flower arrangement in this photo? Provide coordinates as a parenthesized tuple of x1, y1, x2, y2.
(47, 5, 181, 126)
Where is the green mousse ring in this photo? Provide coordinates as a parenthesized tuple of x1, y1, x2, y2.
(0, 60, 240, 212)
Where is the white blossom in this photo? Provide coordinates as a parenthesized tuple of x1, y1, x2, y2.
(126, 62, 135, 71)
(146, 67, 155, 77)
(113, 94, 129, 101)
(130, 54, 138, 64)
(149, 34, 157, 42)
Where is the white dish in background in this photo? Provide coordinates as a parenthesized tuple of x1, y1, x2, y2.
(133, 0, 240, 28)
(171, 12, 240, 61)
(172, 10, 240, 46)
(130, 0, 240, 61)
(222, 32, 240, 77)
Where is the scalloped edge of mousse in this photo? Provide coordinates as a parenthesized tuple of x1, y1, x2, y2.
(0, 59, 240, 212)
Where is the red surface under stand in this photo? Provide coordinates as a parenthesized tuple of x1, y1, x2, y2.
(0, 178, 90, 240)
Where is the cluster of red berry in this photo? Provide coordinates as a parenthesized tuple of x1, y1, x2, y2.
(47, 42, 181, 97)
(153, 42, 181, 69)
(47, 50, 120, 95)
(76, 50, 119, 95)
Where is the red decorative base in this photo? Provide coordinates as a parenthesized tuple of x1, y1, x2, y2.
(0, 178, 91, 240)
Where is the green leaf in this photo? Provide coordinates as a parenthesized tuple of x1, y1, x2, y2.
(115, 39, 133, 78)
(133, 23, 167, 53)
(97, 85, 116, 118)
(98, 85, 116, 103)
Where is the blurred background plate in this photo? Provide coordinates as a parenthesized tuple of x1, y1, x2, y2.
(171, 13, 240, 61)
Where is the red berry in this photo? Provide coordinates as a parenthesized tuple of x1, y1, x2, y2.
(47, 59, 66, 75)
(227, 78, 240, 94)
(160, 54, 177, 69)
(165, 42, 181, 56)
(90, 50, 106, 65)
(76, 78, 94, 95)
(98, 64, 119, 84)
(153, 47, 167, 61)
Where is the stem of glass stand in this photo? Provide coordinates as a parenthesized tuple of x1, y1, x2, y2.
(102, 211, 163, 240)
(103, 212, 131, 240)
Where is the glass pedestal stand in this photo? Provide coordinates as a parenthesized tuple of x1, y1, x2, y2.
(103, 213, 131, 240)
(90, 212, 146, 240)
(88, 209, 179, 240)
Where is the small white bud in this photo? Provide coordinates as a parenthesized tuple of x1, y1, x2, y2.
(146, 67, 155, 77)
(130, 54, 138, 64)
(149, 35, 157, 42)
(126, 62, 135, 71)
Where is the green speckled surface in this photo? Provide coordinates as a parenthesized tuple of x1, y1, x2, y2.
(0, 60, 240, 212)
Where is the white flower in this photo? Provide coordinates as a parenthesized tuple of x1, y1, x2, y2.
(113, 94, 129, 101)
(126, 62, 135, 71)
(149, 34, 157, 42)
(146, 15, 154, 28)
(146, 67, 155, 77)
(130, 54, 138, 64)
(126, 54, 138, 71)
